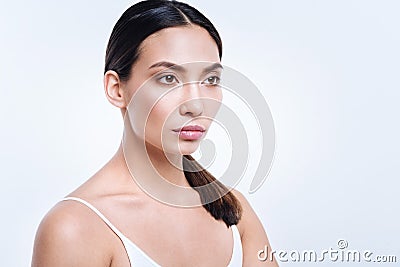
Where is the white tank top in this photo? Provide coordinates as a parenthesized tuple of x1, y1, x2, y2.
(62, 197, 243, 266)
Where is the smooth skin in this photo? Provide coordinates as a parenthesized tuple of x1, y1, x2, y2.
(32, 25, 279, 267)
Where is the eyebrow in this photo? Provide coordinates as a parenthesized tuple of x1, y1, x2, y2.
(149, 61, 223, 74)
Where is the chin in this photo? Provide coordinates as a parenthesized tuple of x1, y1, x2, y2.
(160, 141, 200, 156)
(178, 139, 203, 154)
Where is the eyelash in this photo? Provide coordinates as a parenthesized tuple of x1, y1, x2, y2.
(202, 76, 221, 86)
(157, 74, 221, 86)
(158, 74, 179, 85)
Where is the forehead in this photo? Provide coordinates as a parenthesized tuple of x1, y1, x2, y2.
(137, 25, 220, 67)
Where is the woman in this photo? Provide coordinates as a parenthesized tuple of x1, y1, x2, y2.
(32, 1, 278, 266)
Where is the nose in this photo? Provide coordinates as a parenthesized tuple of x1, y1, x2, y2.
(179, 82, 204, 117)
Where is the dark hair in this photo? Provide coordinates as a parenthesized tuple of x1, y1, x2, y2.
(105, 0, 222, 81)
(105, 0, 241, 227)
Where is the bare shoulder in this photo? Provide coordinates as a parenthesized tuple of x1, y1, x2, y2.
(31, 200, 113, 267)
(230, 189, 260, 236)
(231, 189, 279, 267)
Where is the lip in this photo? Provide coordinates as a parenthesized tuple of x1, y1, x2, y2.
(172, 125, 206, 140)
(173, 125, 206, 132)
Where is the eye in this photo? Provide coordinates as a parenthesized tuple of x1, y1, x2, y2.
(159, 74, 179, 85)
(202, 76, 221, 86)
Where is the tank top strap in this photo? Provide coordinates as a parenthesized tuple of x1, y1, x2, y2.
(61, 197, 242, 266)
(61, 196, 163, 266)
(61, 197, 127, 242)
(228, 224, 243, 266)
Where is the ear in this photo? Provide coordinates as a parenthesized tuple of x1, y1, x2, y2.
(103, 70, 127, 108)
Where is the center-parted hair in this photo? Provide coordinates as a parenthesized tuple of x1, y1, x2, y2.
(105, 0, 241, 227)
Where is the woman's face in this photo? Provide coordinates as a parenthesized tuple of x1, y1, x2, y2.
(123, 25, 223, 155)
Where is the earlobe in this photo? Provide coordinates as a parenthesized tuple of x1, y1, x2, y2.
(104, 70, 127, 108)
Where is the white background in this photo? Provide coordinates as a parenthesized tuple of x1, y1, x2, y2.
(1, 0, 399, 266)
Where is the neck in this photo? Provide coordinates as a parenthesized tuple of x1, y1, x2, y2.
(115, 118, 201, 206)
(114, 140, 190, 188)
(143, 141, 190, 187)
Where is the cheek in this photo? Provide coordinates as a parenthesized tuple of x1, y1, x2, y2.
(144, 97, 177, 139)
(147, 101, 171, 128)
(127, 86, 169, 140)
(203, 87, 223, 116)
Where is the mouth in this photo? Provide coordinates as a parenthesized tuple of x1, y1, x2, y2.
(172, 125, 206, 140)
